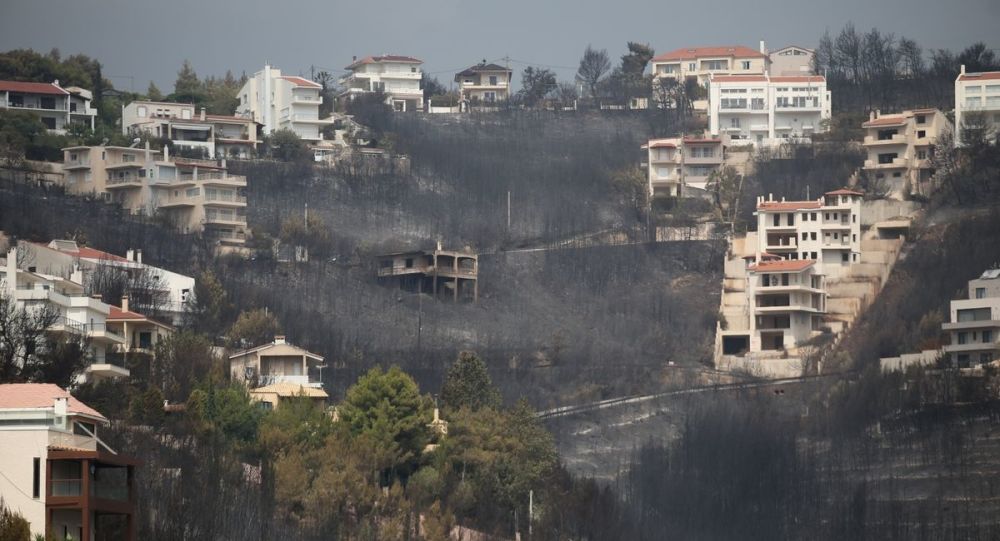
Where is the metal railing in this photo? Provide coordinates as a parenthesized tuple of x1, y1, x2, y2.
(51, 478, 82, 497)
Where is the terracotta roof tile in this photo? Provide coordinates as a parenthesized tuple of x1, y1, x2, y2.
(0, 81, 69, 95)
(346, 55, 423, 70)
(279, 76, 321, 88)
(862, 116, 907, 127)
(76, 247, 130, 263)
(0, 383, 107, 421)
(825, 188, 864, 196)
(958, 71, 1000, 82)
(652, 46, 766, 62)
(757, 200, 822, 211)
(770, 75, 826, 83)
(250, 382, 328, 399)
(711, 75, 768, 83)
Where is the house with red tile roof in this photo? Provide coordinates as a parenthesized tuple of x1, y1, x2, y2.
(861, 108, 952, 198)
(0, 383, 138, 541)
(338, 54, 424, 112)
(650, 43, 769, 87)
(707, 72, 831, 147)
(954, 64, 1000, 146)
(0, 79, 97, 133)
(121, 100, 261, 159)
(236, 65, 335, 159)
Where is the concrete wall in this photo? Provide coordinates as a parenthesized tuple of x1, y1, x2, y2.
(0, 430, 50, 537)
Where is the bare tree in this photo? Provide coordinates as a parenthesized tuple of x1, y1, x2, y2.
(576, 45, 611, 99)
(86, 260, 170, 318)
(0, 289, 60, 382)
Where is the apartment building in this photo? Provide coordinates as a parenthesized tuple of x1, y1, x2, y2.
(13, 238, 195, 326)
(229, 336, 325, 388)
(768, 45, 814, 76)
(754, 189, 863, 279)
(650, 44, 769, 87)
(60, 144, 248, 246)
(642, 137, 725, 197)
(954, 65, 1000, 146)
(0, 384, 138, 540)
(0, 80, 97, 133)
(942, 269, 1000, 367)
(708, 73, 831, 147)
(739, 257, 827, 353)
(122, 100, 260, 159)
(338, 55, 424, 112)
(454, 62, 513, 107)
(861, 108, 952, 198)
(237, 65, 333, 144)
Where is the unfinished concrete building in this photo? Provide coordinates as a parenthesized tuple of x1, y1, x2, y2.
(377, 245, 478, 302)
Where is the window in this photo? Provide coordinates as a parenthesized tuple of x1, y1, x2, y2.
(878, 153, 898, 165)
(916, 130, 926, 139)
(810, 212, 817, 221)
(917, 150, 927, 160)
(773, 214, 780, 227)
(741, 61, 751, 70)
(730, 117, 741, 128)
(138, 169, 146, 178)
(41, 117, 56, 129)
(811, 252, 817, 259)
(967, 85, 982, 94)
(137, 106, 147, 117)
(688, 63, 696, 71)
(73, 420, 96, 437)
(703, 60, 727, 70)
(916, 115, 926, 124)
(489, 75, 498, 86)
(181, 109, 191, 119)
(811, 232, 817, 240)
(984, 330, 993, 343)
(957, 308, 991, 321)
(842, 253, 849, 263)
(802, 232, 808, 240)
(958, 332, 968, 345)
(33, 458, 40, 498)
(976, 287, 986, 299)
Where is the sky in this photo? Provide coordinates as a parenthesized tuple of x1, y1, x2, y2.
(1, 0, 998, 94)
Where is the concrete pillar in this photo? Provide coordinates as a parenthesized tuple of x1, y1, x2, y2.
(81, 459, 90, 541)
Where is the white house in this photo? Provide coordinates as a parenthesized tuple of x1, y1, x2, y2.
(0, 80, 97, 133)
(237, 65, 333, 143)
(0, 383, 137, 540)
(708, 74, 831, 147)
(338, 55, 424, 112)
(642, 137, 725, 197)
(954, 65, 1000, 146)
(229, 336, 324, 388)
(942, 269, 1000, 367)
(861, 108, 952, 198)
(650, 44, 769, 87)
(454, 62, 513, 108)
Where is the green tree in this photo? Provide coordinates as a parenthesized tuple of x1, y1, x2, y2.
(189, 269, 231, 338)
(151, 330, 216, 401)
(266, 128, 311, 162)
(187, 383, 264, 447)
(338, 366, 430, 476)
(0, 497, 30, 541)
(440, 351, 501, 412)
(519, 67, 556, 107)
(147, 80, 163, 101)
(173, 59, 203, 103)
(226, 308, 281, 349)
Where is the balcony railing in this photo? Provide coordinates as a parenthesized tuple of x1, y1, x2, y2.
(205, 192, 247, 204)
(51, 478, 82, 497)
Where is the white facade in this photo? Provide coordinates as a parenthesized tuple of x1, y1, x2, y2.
(122, 100, 260, 159)
(942, 269, 1000, 367)
(745, 258, 827, 353)
(338, 55, 424, 112)
(861, 108, 952, 198)
(650, 44, 769, 87)
(0, 80, 97, 133)
(454, 63, 513, 107)
(708, 74, 831, 147)
(754, 190, 863, 280)
(229, 336, 324, 388)
(954, 66, 1000, 146)
(642, 137, 725, 197)
(237, 65, 333, 142)
(768, 46, 814, 76)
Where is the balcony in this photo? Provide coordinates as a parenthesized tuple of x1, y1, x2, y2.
(775, 102, 821, 111)
(943, 342, 1000, 354)
(291, 95, 323, 105)
(49, 318, 126, 345)
(684, 154, 723, 165)
(204, 213, 247, 226)
(821, 218, 852, 230)
(105, 159, 143, 170)
(63, 159, 91, 171)
(85, 361, 130, 380)
(4, 101, 67, 112)
(285, 113, 335, 124)
(106, 175, 143, 188)
(750, 123, 769, 131)
(864, 157, 909, 169)
(204, 192, 247, 206)
(765, 238, 797, 251)
(864, 134, 907, 146)
(157, 194, 198, 208)
(942, 319, 1000, 331)
(755, 303, 823, 314)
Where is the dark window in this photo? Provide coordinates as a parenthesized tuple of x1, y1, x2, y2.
(773, 214, 780, 227)
(842, 253, 849, 263)
(33, 458, 40, 498)
(405, 258, 414, 268)
(917, 130, 926, 138)
(41, 117, 56, 129)
(916, 115, 926, 124)
(73, 421, 95, 437)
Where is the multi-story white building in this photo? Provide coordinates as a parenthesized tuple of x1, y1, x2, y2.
(454, 62, 513, 107)
(708, 74, 831, 147)
(650, 45, 769, 87)
(60, 144, 248, 247)
(16, 238, 195, 325)
(768, 45, 814, 76)
(0, 80, 97, 133)
(338, 55, 424, 112)
(0, 383, 138, 540)
(121, 100, 260, 159)
(861, 108, 952, 198)
(743, 257, 827, 353)
(642, 137, 725, 197)
(942, 269, 1000, 367)
(237, 65, 333, 143)
(954, 65, 1000, 146)
(754, 189, 863, 279)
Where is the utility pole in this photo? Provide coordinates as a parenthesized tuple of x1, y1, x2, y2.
(304, 203, 309, 232)
(528, 490, 533, 538)
(507, 190, 511, 231)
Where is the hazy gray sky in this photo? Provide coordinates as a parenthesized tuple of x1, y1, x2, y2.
(2, 0, 998, 93)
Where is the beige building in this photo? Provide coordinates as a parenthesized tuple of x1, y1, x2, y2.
(650, 44, 769, 87)
(0, 80, 97, 133)
(0, 384, 137, 540)
(954, 66, 1000, 146)
(643, 136, 725, 197)
(377, 245, 479, 302)
(106, 297, 174, 367)
(229, 336, 325, 387)
(122, 100, 261, 159)
(454, 62, 513, 109)
(942, 269, 1000, 367)
(339, 55, 424, 112)
(768, 45, 814, 76)
(708, 74, 831, 147)
(61, 144, 248, 246)
(862, 108, 952, 198)
(249, 382, 328, 410)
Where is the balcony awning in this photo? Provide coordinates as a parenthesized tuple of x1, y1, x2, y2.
(172, 123, 211, 132)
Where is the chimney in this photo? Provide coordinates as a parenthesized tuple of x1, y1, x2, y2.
(126, 249, 134, 262)
(53, 79, 60, 87)
(875, 109, 881, 119)
(433, 408, 441, 422)
(54, 397, 68, 416)
(121, 296, 129, 312)
(163, 145, 170, 161)
(759, 40, 767, 55)
(869, 110, 875, 122)
(135, 249, 142, 264)
(200, 108, 206, 121)
(436, 240, 443, 251)
(961, 64, 966, 75)
(274, 335, 286, 345)
(352, 55, 357, 62)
